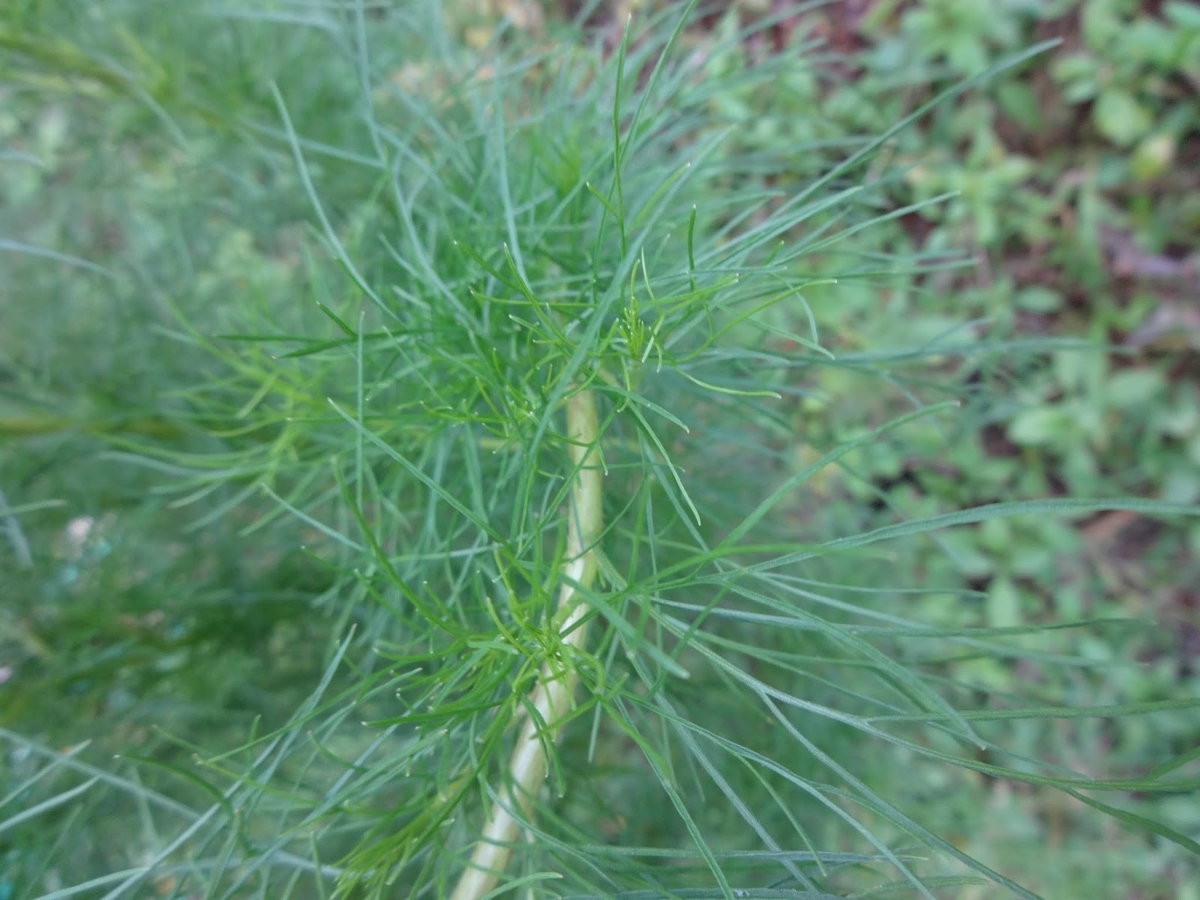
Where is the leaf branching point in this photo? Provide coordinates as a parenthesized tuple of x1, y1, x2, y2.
(450, 386, 602, 900)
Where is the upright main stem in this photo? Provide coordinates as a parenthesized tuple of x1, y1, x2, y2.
(449, 388, 602, 900)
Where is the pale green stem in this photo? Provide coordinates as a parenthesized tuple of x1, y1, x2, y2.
(449, 388, 602, 900)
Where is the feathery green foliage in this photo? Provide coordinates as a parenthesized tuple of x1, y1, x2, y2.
(2, 2, 1197, 899)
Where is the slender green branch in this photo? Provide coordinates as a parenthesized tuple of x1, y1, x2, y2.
(0, 486, 33, 568)
(450, 387, 602, 900)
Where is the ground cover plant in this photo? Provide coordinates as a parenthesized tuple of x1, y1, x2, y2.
(1, 1, 1198, 899)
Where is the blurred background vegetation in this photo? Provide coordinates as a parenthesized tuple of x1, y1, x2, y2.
(1, 0, 1198, 898)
